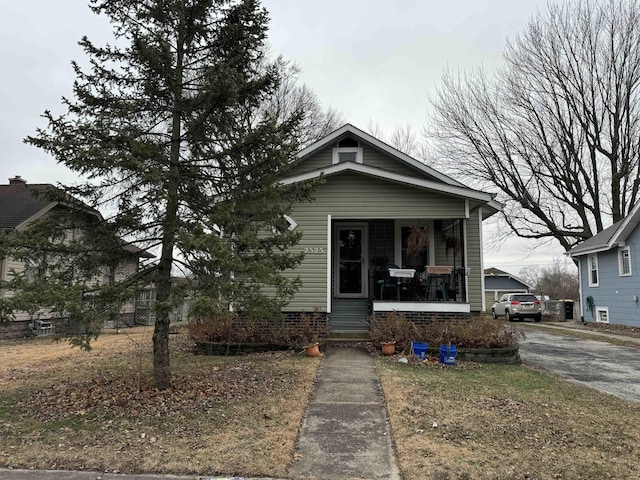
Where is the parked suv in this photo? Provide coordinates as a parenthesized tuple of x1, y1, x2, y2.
(491, 293, 542, 322)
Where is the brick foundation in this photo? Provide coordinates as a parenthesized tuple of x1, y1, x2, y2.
(371, 310, 471, 326)
(283, 311, 330, 326)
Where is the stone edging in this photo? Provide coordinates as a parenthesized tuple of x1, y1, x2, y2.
(428, 345, 521, 364)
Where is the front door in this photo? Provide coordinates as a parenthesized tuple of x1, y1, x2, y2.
(334, 224, 368, 298)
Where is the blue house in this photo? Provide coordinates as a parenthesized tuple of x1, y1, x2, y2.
(567, 206, 640, 327)
(483, 267, 531, 312)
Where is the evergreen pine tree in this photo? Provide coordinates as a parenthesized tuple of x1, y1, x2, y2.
(23, 0, 316, 389)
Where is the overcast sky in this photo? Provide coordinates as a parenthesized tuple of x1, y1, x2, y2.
(0, 0, 571, 274)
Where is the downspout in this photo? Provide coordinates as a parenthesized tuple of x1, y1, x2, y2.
(576, 257, 584, 322)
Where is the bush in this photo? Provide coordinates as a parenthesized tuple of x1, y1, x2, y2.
(288, 308, 330, 346)
(420, 316, 524, 348)
(186, 314, 290, 345)
(187, 308, 330, 349)
(369, 312, 420, 353)
(369, 313, 523, 353)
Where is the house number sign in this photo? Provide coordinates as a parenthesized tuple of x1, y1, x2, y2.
(304, 247, 324, 254)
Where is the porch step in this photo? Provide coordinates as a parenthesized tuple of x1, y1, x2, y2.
(330, 298, 370, 333)
(326, 331, 371, 343)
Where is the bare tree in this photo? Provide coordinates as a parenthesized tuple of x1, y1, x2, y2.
(265, 56, 344, 148)
(430, 0, 640, 251)
(519, 260, 579, 300)
(365, 121, 429, 160)
(389, 123, 421, 157)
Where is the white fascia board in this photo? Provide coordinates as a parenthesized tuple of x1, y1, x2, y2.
(15, 197, 105, 232)
(610, 203, 640, 244)
(295, 123, 466, 188)
(567, 245, 616, 258)
(282, 162, 495, 203)
(295, 124, 354, 159)
(486, 199, 504, 214)
(569, 203, 640, 258)
(15, 202, 60, 231)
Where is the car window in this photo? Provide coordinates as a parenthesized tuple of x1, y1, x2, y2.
(513, 294, 537, 302)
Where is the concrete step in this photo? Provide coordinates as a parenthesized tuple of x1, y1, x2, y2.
(326, 331, 371, 343)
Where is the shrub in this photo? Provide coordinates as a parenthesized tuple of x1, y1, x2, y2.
(187, 307, 330, 351)
(288, 308, 330, 346)
(369, 312, 420, 353)
(420, 316, 524, 348)
(186, 314, 290, 345)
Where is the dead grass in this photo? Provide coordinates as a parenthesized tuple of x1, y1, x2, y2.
(520, 323, 640, 348)
(0, 326, 320, 477)
(5, 327, 640, 479)
(379, 358, 640, 480)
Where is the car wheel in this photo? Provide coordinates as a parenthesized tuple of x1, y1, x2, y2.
(492, 309, 497, 320)
(505, 310, 512, 322)
(534, 314, 542, 323)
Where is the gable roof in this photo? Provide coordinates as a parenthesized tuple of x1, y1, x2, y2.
(0, 176, 102, 231)
(483, 267, 531, 290)
(282, 161, 495, 203)
(0, 181, 53, 230)
(485, 276, 530, 291)
(567, 202, 640, 257)
(287, 123, 503, 216)
(484, 267, 512, 277)
(296, 124, 461, 185)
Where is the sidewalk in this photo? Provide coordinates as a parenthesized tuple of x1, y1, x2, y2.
(287, 346, 400, 480)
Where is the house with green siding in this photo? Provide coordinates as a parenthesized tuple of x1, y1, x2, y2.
(279, 124, 502, 332)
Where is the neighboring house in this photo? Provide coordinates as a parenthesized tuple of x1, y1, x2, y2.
(134, 277, 193, 325)
(278, 124, 502, 332)
(483, 267, 531, 311)
(567, 204, 640, 327)
(0, 176, 150, 339)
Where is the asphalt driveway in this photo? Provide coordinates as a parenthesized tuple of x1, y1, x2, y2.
(519, 328, 640, 402)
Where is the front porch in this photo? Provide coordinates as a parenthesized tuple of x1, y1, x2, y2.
(330, 218, 471, 331)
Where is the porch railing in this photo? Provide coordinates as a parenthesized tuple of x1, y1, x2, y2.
(371, 266, 467, 303)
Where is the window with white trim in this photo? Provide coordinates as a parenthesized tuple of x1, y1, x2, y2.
(25, 255, 47, 283)
(595, 306, 609, 323)
(588, 254, 599, 287)
(619, 246, 632, 276)
(332, 136, 363, 164)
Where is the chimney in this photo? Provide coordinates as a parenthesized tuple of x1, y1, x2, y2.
(9, 176, 26, 185)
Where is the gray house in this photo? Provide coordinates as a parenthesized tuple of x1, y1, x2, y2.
(279, 124, 502, 332)
(567, 204, 640, 327)
(483, 267, 531, 311)
(0, 176, 151, 339)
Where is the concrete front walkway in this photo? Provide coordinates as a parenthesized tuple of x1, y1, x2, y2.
(287, 346, 400, 480)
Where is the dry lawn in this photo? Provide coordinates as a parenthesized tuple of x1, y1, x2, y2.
(379, 359, 640, 480)
(0, 326, 321, 477)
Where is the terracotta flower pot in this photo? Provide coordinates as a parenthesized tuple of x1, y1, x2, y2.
(305, 342, 321, 357)
(381, 341, 396, 355)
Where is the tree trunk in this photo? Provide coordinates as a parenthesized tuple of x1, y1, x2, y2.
(152, 314, 171, 389)
(151, 15, 186, 390)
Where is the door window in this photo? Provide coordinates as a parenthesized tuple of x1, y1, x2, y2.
(335, 225, 367, 297)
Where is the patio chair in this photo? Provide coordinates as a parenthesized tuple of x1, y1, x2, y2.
(377, 263, 403, 300)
